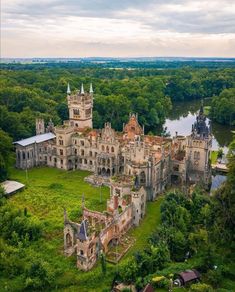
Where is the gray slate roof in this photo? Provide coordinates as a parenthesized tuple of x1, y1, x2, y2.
(1, 180, 25, 195)
(14, 132, 56, 147)
(77, 219, 88, 241)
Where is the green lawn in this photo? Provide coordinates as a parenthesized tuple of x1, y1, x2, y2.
(210, 150, 218, 164)
(1, 167, 163, 291)
(126, 197, 163, 256)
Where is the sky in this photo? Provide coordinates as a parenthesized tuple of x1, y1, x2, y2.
(1, 0, 235, 58)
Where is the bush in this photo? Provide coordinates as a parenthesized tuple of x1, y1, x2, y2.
(152, 276, 170, 289)
(205, 268, 223, 288)
(24, 260, 55, 290)
(190, 283, 213, 292)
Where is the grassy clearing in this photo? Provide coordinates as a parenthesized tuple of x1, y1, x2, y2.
(210, 150, 218, 164)
(9, 167, 109, 232)
(125, 197, 163, 256)
(2, 167, 163, 291)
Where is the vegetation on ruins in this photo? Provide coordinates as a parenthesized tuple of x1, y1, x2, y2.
(117, 137, 235, 291)
(0, 167, 163, 291)
(0, 135, 234, 291)
(0, 138, 234, 290)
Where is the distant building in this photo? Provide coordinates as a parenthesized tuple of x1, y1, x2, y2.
(174, 269, 200, 287)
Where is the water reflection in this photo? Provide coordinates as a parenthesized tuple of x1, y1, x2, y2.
(164, 99, 234, 151)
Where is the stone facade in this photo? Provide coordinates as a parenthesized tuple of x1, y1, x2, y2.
(64, 175, 144, 271)
(14, 84, 212, 193)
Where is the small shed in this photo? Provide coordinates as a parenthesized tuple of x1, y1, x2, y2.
(1, 180, 25, 196)
(176, 269, 200, 286)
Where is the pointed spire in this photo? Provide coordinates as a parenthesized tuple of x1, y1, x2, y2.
(67, 83, 71, 95)
(199, 99, 204, 115)
(81, 83, 84, 94)
(78, 219, 88, 241)
(89, 82, 93, 94)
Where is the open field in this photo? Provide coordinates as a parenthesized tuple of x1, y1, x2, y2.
(1, 167, 163, 291)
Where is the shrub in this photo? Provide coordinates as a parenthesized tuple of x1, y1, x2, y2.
(190, 283, 213, 292)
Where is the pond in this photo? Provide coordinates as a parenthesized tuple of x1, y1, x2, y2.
(164, 99, 234, 152)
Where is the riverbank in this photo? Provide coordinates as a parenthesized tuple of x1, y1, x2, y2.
(164, 99, 234, 151)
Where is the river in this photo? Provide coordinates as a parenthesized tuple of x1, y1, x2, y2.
(164, 99, 234, 152)
(164, 99, 233, 191)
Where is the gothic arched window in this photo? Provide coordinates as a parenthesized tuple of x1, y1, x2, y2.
(66, 233, 72, 247)
(140, 171, 146, 184)
(73, 109, 80, 116)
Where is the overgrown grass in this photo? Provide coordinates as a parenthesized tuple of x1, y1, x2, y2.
(126, 197, 163, 256)
(1, 167, 163, 291)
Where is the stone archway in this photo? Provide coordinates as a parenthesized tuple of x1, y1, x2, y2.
(68, 159, 73, 170)
(107, 237, 118, 248)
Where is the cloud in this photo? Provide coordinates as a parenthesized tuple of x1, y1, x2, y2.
(1, 0, 235, 57)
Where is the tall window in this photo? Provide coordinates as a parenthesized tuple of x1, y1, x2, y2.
(85, 108, 91, 117)
(194, 151, 200, 160)
(140, 171, 146, 184)
(73, 109, 80, 116)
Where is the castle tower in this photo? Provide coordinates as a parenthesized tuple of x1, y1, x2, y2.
(36, 118, 45, 135)
(67, 83, 93, 129)
(185, 105, 212, 188)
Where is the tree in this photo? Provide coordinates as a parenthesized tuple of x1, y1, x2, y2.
(190, 283, 213, 292)
(100, 252, 107, 275)
(217, 148, 223, 160)
(25, 261, 55, 290)
(0, 129, 13, 182)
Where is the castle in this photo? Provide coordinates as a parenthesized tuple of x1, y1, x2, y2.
(14, 83, 212, 270)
